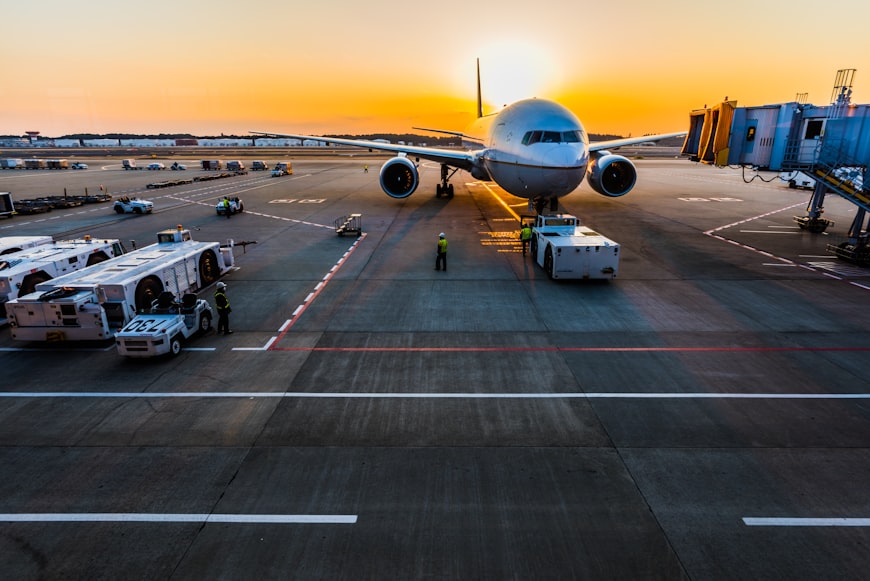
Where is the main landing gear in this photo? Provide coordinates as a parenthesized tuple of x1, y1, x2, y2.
(435, 164, 457, 198)
(530, 196, 560, 214)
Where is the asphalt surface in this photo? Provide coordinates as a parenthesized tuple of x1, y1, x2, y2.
(0, 155, 868, 580)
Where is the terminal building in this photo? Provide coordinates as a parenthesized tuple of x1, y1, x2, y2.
(682, 69, 870, 265)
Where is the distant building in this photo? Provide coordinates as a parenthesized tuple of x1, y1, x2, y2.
(120, 138, 175, 147)
(254, 137, 303, 147)
(0, 137, 30, 147)
(198, 138, 254, 147)
(82, 139, 121, 147)
(53, 139, 82, 147)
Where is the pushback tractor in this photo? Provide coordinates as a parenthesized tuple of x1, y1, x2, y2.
(5, 226, 234, 342)
(528, 214, 620, 280)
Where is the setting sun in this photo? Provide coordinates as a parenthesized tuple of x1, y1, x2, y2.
(1, 0, 869, 137)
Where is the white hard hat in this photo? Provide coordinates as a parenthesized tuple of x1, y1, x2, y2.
(439, 232, 445, 238)
(216, 282, 226, 289)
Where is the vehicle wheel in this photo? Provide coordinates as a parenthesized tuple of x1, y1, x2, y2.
(809, 221, 829, 234)
(19, 272, 50, 296)
(169, 335, 182, 356)
(134, 276, 163, 311)
(238, 203, 244, 213)
(114, 205, 124, 214)
(544, 246, 554, 278)
(198, 249, 220, 286)
(86, 251, 109, 266)
(199, 312, 212, 333)
(134, 207, 142, 214)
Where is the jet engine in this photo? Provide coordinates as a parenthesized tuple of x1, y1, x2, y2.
(379, 156, 419, 199)
(586, 153, 637, 198)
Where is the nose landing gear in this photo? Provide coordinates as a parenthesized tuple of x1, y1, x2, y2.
(530, 196, 560, 214)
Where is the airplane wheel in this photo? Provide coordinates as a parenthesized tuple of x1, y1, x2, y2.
(447, 184, 454, 198)
(436, 184, 442, 198)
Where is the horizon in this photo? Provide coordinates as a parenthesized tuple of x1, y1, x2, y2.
(2, 0, 869, 137)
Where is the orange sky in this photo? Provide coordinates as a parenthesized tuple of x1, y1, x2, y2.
(2, 0, 870, 138)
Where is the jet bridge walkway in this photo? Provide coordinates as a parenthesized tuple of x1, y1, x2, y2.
(682, 69, 870, 264)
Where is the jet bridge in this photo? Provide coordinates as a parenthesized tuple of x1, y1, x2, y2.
(682, 70, 870, 264)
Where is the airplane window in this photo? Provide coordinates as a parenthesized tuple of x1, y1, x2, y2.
(522, 131, 542, 145)
(541, 131, 560, 143)
(523, 130, 586, 145)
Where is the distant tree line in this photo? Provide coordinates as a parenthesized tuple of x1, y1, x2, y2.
(0, 131, 687, 146)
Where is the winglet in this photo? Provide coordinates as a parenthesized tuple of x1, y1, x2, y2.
(476, 58, 483, 119)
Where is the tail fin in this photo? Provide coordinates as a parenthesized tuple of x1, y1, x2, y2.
(476, 58, 483, 119)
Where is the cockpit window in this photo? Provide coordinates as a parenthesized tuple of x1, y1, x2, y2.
(522, 130, 585, 145)
(522, 131, 542, 145)
(561, 130, 583, 142)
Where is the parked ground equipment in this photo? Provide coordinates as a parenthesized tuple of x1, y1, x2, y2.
(115, 291, 213, 357)
(5, 226, 234, 341)
(113, 196, 153, 214)
(528, 213, 620, 280)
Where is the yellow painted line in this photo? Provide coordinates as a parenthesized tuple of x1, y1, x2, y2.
(475, 182, 521, 222)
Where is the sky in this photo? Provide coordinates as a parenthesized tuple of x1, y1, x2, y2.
(2, 0, 870, 138)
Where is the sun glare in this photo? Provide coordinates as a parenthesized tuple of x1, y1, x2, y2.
(476, 42, 560, 113)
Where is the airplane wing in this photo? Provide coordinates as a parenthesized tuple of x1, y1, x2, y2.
(250, 131, 476, 171)
(589, 132, 687, 152)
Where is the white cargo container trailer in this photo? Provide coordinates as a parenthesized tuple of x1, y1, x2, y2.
(0, 159, 25, 170)
(0, 192, 15, 218)
(6, 227, 234, 341)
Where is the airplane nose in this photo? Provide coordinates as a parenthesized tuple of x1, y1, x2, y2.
(546, 143, 586, 168)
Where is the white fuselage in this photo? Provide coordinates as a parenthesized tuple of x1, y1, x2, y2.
(462, 99, 591, 199)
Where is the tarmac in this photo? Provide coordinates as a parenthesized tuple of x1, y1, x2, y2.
(0, 154, 868, 579)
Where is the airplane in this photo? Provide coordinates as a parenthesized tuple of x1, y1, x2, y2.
(254, 61, 685, 214)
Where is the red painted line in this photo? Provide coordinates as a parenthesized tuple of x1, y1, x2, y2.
(269, 234, 366, 348)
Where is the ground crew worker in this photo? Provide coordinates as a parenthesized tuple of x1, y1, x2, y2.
(214, 281, 232, 334)
(520, 223, 532, 256)
(435, 232, 448, 271)
(223, 197, 231, 219)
